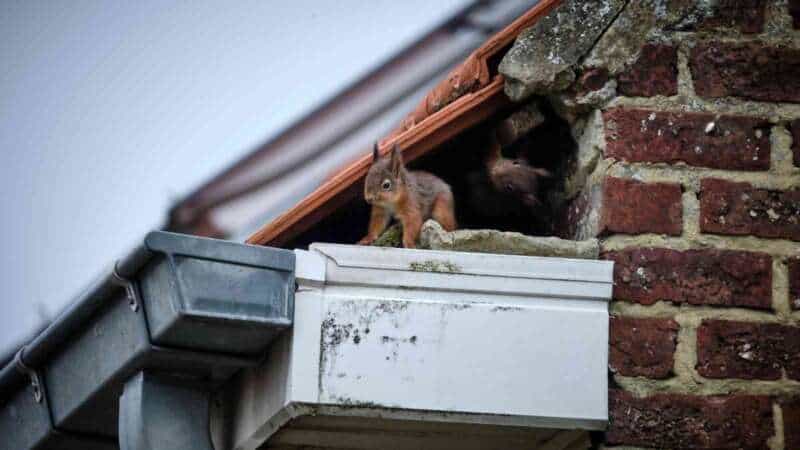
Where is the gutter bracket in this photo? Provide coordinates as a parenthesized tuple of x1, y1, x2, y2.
(119, 371, 215, 450)
(14, 348, 43, 403)
(112, 261, 140, 312)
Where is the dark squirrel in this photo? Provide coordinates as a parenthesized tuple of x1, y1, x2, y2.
(485, 123, 551, 207)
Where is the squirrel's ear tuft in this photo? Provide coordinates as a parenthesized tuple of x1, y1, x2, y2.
(390, 144, 404, 176)
(372, 142, 379, 162)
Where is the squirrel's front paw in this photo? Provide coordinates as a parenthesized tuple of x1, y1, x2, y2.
(357, 236, 375, 246)
(402, 239, 416, 249)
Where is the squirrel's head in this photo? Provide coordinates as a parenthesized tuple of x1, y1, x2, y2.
(489, 157, 551, 208)
(364, 143, 406, 206)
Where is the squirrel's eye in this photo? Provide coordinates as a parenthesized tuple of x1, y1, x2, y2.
(381, 179, 392, 191)
(512, 160, 520, 166)
(505, 183, 514, 192)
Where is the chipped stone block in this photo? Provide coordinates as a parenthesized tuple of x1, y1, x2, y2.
(419, 220, 600, 259)
(498, 0, 625, 101)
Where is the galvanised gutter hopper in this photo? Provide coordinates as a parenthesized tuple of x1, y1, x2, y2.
(0, 232, 294, 450)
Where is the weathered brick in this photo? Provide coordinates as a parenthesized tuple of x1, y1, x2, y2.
(602, 248, 772, 309)
(791, 120, 800, 167)
(783, 398, 800, 450)
(607, 390, 773, 449)
(604, 108, 770, 170)
(699, 178, 800, 241)
(697, 320, 800, 380)
(610, 316, 678, 378)
(672, 0, 767, 33)
(617, 44, 678, 97)
(690, 42, 800, 103)
(600, 177, 683, 236)
(791, 0, 800, 29)
(789, 258, 800, 310)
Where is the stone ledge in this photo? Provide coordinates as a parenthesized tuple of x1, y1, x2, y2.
(419, 220, 599, 259)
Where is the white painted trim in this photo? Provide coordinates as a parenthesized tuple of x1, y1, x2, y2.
(220, 245, 613, 450)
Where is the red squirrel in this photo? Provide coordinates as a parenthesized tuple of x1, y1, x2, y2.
(358, 144, 456, 248)
(485, 127, 551, 207)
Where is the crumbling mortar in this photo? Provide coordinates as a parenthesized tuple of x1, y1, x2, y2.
(765, 0, 798, 38)
(675, 38, 697, 98)
(611, 301, 795, 324)
(601, 234, 800, 258)
(773, 258, 793, 317)
(771, 125, 800, 175)
(682, 190, 701, 239)
(608, 95, 800, 120)
(769, 401, 786, 450)
(604, 160, 800, 191)
(667, 30, 800, 47)
(611, 299, 800, 396)
(564, 109, 606, 199)
(613, 365, 800, 398)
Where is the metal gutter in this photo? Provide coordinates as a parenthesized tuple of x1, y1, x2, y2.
(0, 231, 295, 450)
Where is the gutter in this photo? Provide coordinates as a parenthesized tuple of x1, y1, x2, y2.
(0, 231, 295, 450)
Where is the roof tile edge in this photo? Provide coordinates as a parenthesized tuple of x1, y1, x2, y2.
(247, 0, 563, 247)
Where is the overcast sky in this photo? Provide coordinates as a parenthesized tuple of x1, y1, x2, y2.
(0, 0, 471, 352)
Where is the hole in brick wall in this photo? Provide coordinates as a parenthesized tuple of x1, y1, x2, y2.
(286, 99, 581, 249)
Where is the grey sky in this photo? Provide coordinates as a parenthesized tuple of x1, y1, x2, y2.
(0, 0, 470, 351)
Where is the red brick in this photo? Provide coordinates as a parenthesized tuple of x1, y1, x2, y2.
(600, 178, 682, 236)
(697, 320, 800, 380)
(602, 248, 772, 309)
(672, 0, 766, 33)
(604, 108, 771, 170)
(617, 44, 678, 97)
(610, 316, 678, 378)
(791, 120, 800, 167)
(607, 390, 773, 449)
(691, 42, 800, 103)
(791, 0, 800, 29)
(783, 398, 800, 450)
(789, 258, 800, 310)
(700, 178, 800, 241)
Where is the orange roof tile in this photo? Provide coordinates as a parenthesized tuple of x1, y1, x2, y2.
(247, 0, 562, 247)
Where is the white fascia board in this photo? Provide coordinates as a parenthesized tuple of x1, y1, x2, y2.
(220, 244, 613, 450)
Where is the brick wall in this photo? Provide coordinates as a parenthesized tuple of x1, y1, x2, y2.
(555, 1, 800, 448)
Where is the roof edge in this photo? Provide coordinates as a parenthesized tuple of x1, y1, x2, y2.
(247, 0, 562, 247)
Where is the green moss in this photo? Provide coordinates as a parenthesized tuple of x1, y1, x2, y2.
(409, 260, 462, 273)
(371, 224, 403, 248)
